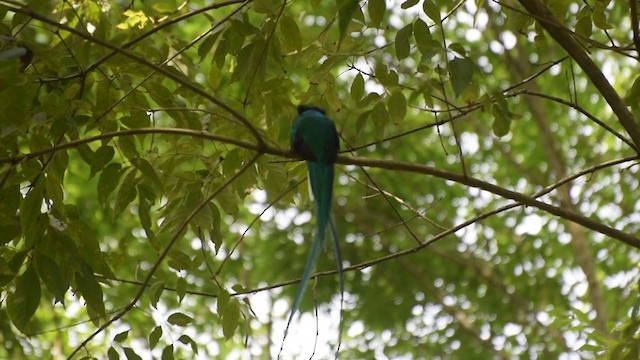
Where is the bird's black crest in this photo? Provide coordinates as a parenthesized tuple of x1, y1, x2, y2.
(297, 105, 326, 115)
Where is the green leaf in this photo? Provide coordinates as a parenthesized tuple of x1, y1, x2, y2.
(368, 0, 385, 28)
(338, 0, 360, 43)
(375, 64, 399, 87)
(117, 136, 138, 162)
(254, 0, 278, 14)
(44, 176, 64, 212)
(279, 14, 302, 52)
(138, 193, 152, 238)
(593, 7, 612, 30)
(168, 312, 194, 327)
(20, 180, 44, 247)
(371, 101, 390, 131)
(89, 145, 115, 178)
(178, 334, 199, 354)
(149, 326, 162, 349)
(98, 163, 122, 209)
(0, 251, 27, 288)
(231, 42, 258, 84)
(7, 264, 41, 333)
(0, 257, 15, 286)
(67, 220, 113, 276)
(491, 95, 512, 137)
(448, 42, 467, 57)
(387, 91, 407, 124)
(198, 32, 219, 60)
(113, 168, 138, 218)
(395, 24, 413, 60)
(222, 298, 240, 340)
(351, 73, 365, 101)
(149, 280, 165, 309)
(75, 263, 106, 319)
(123, 347, 143, 360)
(167, 250, 192, 272)
(423, 1, 441, 23)
(625, 76, 640, 106)
(401, 0, 419, 9)
(217, 289, 230, 314)
(120, 114, 150, 129)
(176, 276, 187, 303)
(575, 14, 592, 38)
(130, 158, 163, 190)
(108, 346, 119, 360)
(113, 330, 129, 342)
(449, 58, 474, 97)
(161, 345, 174, 360)
(35, 252, 67, 302)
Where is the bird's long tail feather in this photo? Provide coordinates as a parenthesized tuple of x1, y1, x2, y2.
(329, 218, 344, 357)
(279, 162, 343, 358)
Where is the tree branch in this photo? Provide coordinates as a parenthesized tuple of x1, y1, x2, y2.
(515, 0, 640, 152)
(2, 127, 638, 249)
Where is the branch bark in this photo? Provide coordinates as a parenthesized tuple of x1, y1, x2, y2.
(1, 127, 639, 249)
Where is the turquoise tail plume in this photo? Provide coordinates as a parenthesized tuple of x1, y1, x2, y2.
(279, 105, 343, 358)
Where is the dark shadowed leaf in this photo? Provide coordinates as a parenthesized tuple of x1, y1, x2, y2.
(7, 265, 40, 333)
(168, 312, 194, 327)
(449, 58, 474, 97)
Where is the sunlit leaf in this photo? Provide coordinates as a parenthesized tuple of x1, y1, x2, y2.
(222, 299, 240, 340)
(279, 14, 302, 52)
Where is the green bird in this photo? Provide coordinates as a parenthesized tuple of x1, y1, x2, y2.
(280, 105, 344, 357)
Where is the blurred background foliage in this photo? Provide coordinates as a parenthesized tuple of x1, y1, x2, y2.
(1, 0, 640, 358)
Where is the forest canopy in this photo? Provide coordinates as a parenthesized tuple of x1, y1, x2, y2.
(1, 0, 640, 359)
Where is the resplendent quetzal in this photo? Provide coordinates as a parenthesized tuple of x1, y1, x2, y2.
(281, 105, 344, 354)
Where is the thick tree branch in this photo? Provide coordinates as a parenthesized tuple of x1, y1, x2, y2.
(516, 0, 640, 152)
(2, 128, 639, 249)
